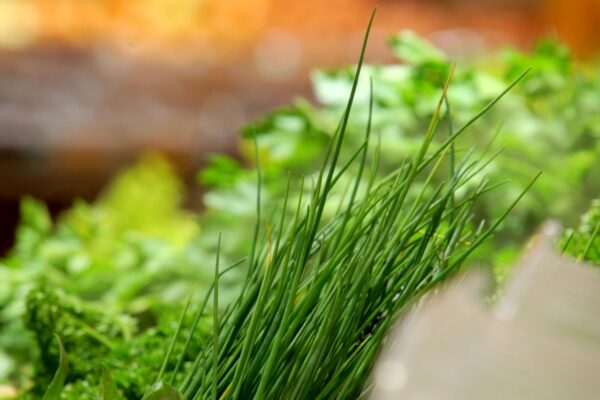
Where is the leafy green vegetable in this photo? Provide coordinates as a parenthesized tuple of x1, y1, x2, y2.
(389, 30, 447, 66)
(4, 154, 203, 310)
(97, 153, 197, 246)
(23, 285, 132, 396)
(21, 285, 207, 399)
(201, 31, 600, 282)
(0, 154, 239, 386)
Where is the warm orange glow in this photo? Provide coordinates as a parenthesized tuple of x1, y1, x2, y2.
(547, 0, 600, 58)
(0, 0, 274, 57)
(1, 0, 599, 59)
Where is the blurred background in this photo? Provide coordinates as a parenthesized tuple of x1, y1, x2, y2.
(0, 0, 598, 252)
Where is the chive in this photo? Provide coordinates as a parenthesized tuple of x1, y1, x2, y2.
(213, 234, 221, 400)
(161, 8, 534, 399)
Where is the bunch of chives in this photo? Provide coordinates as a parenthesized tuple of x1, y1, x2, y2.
(154, 9, 535, 400)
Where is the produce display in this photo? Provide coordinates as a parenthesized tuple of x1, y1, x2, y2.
(0, 155, 238, 391)
(202, 31, 600, 279)
(1, 12, 599, 399)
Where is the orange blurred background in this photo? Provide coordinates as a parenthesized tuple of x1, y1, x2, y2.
(2, 0, 598, 57)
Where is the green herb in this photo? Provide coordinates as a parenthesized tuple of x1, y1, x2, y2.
(21, 284, 206, 399)
(163, 11, 535, 398)
(201, 30, 600, 281)
(8, 15, 593, 399)
(0, 154, 239, 383)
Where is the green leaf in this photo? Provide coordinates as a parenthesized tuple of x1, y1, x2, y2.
(41, 334, 68, 400)
(142, 381, 185, 400)
(389, 30, 446, 66)
(97, 153, 198, 246)
(12, 196, 52, 257)
(199, 154, 245, 188)
(101, 364, 120, 400)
